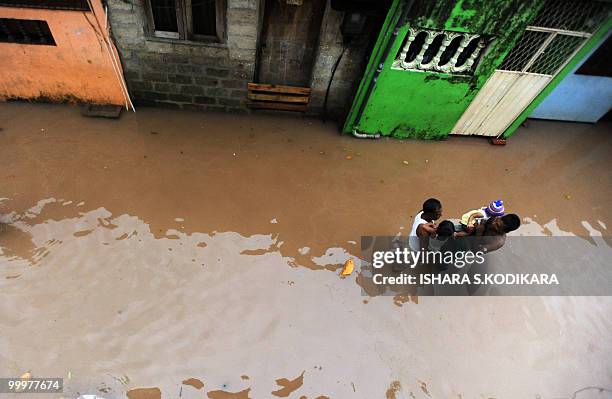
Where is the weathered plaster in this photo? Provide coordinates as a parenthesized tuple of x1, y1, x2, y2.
(0, 1, 127, 105)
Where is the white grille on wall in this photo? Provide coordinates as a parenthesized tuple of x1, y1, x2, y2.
(392, 28, 489, 74)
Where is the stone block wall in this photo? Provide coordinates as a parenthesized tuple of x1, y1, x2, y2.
(107, 0, 383, 120)
(107, 0, 260, 113)
(308, 4, 385, 120)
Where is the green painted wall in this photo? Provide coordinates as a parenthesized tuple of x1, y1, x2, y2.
(342, 0, 403, 136)
(502, 16, 612, 138)
(344, 0, 543, 139)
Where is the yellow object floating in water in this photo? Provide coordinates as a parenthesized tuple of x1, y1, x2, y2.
(341, 259, 355, 276)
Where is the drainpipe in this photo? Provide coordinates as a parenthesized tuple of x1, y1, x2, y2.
(352, 129, 380, 139)
(352, 0, 414, 139)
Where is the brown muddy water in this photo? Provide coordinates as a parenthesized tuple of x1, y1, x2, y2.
(0, 102, 611, 398)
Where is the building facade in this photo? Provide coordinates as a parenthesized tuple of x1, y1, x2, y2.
(529, 30, 611, 123)
(343, 0, 612, 140)
(0, 0, 129, 106)
(106, 0, 388, 118)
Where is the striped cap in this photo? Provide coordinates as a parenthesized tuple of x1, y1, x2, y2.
(486, 200, 505, 217)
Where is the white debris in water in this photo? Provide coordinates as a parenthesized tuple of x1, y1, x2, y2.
(581, 221, 603, 236)
(598, 220, 607, 230)
(174, 217, 185, 222)
(0, 211, 18, 224)
(312, 247, 359, 267)
(270, 218, 278, 224)
(76, 202, 85, 207)
(62, 201, 73, 206)
(517, 217, 575, 236)
(347, 240, 357, 245)
(24, 197, 57, 218)
(298, 247, 310, 255)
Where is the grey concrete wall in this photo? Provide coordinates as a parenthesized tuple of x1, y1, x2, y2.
(107, 0, 259, 113)
(308, 2, 383, 121)
(107, 0, 380, 119)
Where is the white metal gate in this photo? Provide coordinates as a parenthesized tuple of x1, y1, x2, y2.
(452, 0, 610, 137)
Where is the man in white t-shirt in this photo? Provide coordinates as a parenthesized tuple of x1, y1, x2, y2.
(409, 198, 443, 251)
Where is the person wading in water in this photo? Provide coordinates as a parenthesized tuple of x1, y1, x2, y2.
(409, 198, 443, 252)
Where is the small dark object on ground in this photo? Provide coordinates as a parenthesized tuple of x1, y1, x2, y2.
(490, 138, 507, 146)
(81, 104, 122, 119)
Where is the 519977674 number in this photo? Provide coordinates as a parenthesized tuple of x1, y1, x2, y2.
(0, 378, 63, 393)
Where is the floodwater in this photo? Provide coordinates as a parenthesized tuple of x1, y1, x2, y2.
(0, 102, 611, 398)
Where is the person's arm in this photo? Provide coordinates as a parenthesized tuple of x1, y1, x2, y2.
(477, 235, 506, 253)
(467, 210, 486, 226)
(416, 223, 435, 250)
(417, 222, 436, 235)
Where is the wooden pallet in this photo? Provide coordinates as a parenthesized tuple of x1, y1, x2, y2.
(81, 104, 122, 119)
(247, 83, 311, 112)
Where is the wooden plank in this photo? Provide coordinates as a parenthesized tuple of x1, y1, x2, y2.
(81, 104, 122, 119)
(248, 83, 311, 95)
(247, 101, 308, 111)
(248, 92, 310, 103)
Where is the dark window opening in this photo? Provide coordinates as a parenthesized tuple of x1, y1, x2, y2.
(422, 34, 445, 64)
(150, 0, 179, 33)
(0, 0, 90, 11)
(404, 31, 427, 63)
(456, 37, 481, 67)
(576, 35, 611, 77)
(146, 0, 225, 42)
(439, 35, 463, 66)
(192, 0, 216, 36)
(0, 18, 56, 45)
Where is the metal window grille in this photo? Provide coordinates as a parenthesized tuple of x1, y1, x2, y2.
(392, 28, 490, 75)
(0, 0, 90, 11)
(499, 30, 550, 72)
(528, 34, 586, 75)
(0, 18, 56, 45)
(531, 0, 611, 33)
(499, 0, 611, 76)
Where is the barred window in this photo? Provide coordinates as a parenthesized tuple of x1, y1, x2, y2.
(145, 0, 225, 42)
(0, 18, 56, 45)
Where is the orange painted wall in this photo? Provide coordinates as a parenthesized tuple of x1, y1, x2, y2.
(0, 1, 127, 105)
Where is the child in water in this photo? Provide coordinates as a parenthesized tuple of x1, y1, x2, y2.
(460, 200, 505, 231)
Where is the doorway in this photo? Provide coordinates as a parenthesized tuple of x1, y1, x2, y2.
(256, 0, 326, 87)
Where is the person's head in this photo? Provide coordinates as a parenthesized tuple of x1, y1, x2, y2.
(501, 214, 520, 233)
(422, 198, 442, 221)
(436, 220, 455, 240)
(487, 214, 520, 235)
